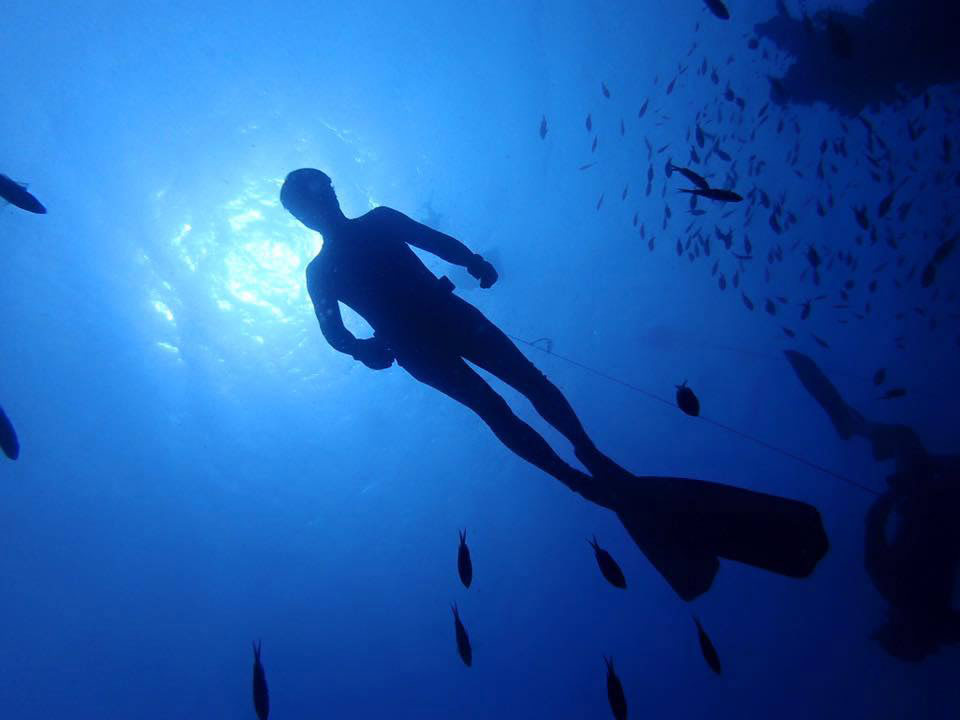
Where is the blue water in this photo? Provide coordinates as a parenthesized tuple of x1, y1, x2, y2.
(1, 0, 957, 717)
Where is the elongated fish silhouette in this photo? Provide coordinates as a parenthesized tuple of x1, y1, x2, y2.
(589, 536, 627, 589)
(693, 616, 722, 675)
(451, 603, 472, 667)
(252, 640, 269, 720)
(457, 529, 472, 588)
(0, 404, 19, 460)
(604, 656, 628, 720)
(0, 174, 46, 214)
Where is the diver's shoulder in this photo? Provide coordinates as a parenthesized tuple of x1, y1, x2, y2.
(362, 205, 407, 225)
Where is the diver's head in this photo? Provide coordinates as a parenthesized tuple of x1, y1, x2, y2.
(280, 168, 343, 232)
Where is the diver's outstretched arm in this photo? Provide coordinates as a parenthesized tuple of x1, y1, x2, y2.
(378, 206, 477, 267)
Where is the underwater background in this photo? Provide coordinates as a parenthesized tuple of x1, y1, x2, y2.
(1, 0, 957, 717)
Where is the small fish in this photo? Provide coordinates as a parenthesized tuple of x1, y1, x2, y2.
(252, 641, 270, 720)
(812, 334, 830, 349)
(592, 136, 598, 153)
(667, 163, 709, 190)
(0, 174, 47, 214)
(853, 205, 870, 231)
(765, 298, 777, 315)
(596, 193, 604, 210)
(604, 657, 628, 720)
(782, 326, 796, 338)
(539, 116, 548, 140)
(742, 293, 754, 311)
(718, 273, 727, 290)
(638, 99, 649, 118)
(457, 529, 472, 588)
(586, 114, 592, 132)
(703, 0, 730, 20)
(932, 234, 957, 265)
(921, 263, 937, 288)
(676, 380, 700, 416)
(880, 388, 906, 400)
(0, 404, 19, 461)
(589, 536, 627, 589)
(601, 81, 611, 98)
(693, 617, 722, 675)
(873, 368, 886, 386)
(806, 246, 821, 269)
(679, 188, 743, 203)
(452, 603, 473, 667)
(579, 162, 596, 171)
(876, 181, 906, 218)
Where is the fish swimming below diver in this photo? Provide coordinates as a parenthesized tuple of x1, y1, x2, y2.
(0, 404, 19, 460)
(0, 174, 46, 214)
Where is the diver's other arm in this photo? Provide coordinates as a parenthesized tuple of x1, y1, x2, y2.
(307, 270, 393, 369)
(379, 206, 498, 288)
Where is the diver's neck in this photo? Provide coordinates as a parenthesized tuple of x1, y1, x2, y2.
(316, 213, 349, 239)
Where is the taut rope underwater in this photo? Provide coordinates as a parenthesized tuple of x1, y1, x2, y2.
(508, 333, 884, 497)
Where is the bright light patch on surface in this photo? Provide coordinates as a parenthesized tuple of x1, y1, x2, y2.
(150, 175, 324, 368)
(156, 341, 180, 354)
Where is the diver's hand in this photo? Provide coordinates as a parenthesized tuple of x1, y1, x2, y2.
(352, 338, 394, 370)
(467, 254, 498, 289)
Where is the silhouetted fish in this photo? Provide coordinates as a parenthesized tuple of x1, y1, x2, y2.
(703, 0, 730, 20)
(693, 617, 722, 675)
(0, 404, 19, 461)
(586, 114, 593, 132)
(604, 657, 628, 720)
(452, 603, 472, 667)
(675, 381, 700, 417)
(252, 641, 270, 720)
(539, 116, 548, 140)
(602, 81, 611, 98)
(0, 174, 46, 214)
(457, 529, 472, 588)
(680, 188, 743, 203)
(873, 368, 886, 386)
(879, 388, 906, 400)
(742, 293, 754, 311)
(589, 536, 627, 589)
(668, 163, 709, 190)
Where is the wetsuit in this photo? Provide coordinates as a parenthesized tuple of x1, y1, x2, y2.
(306, 205, 602, 495)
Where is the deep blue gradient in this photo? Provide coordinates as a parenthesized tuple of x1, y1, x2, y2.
(1, 1, 957, 718)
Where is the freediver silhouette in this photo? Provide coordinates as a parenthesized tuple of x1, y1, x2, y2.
(281, 168, 828, 601)
(786, 350, 960, 660)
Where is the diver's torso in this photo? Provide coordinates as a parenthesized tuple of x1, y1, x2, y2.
(316, 210, 454, 342)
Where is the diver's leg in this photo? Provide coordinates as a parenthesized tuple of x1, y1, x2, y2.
(398, 352, 608, 505)
(450, 298, 622, 477)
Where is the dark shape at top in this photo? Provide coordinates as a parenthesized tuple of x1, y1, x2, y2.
(252, 640, 269, 720)
(703, 0, 730, 20)
(755, 0, 960, 115)
(0, 404, 19, 461)
(457, 529, 472, 588)
(0, 174, 46, 214)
